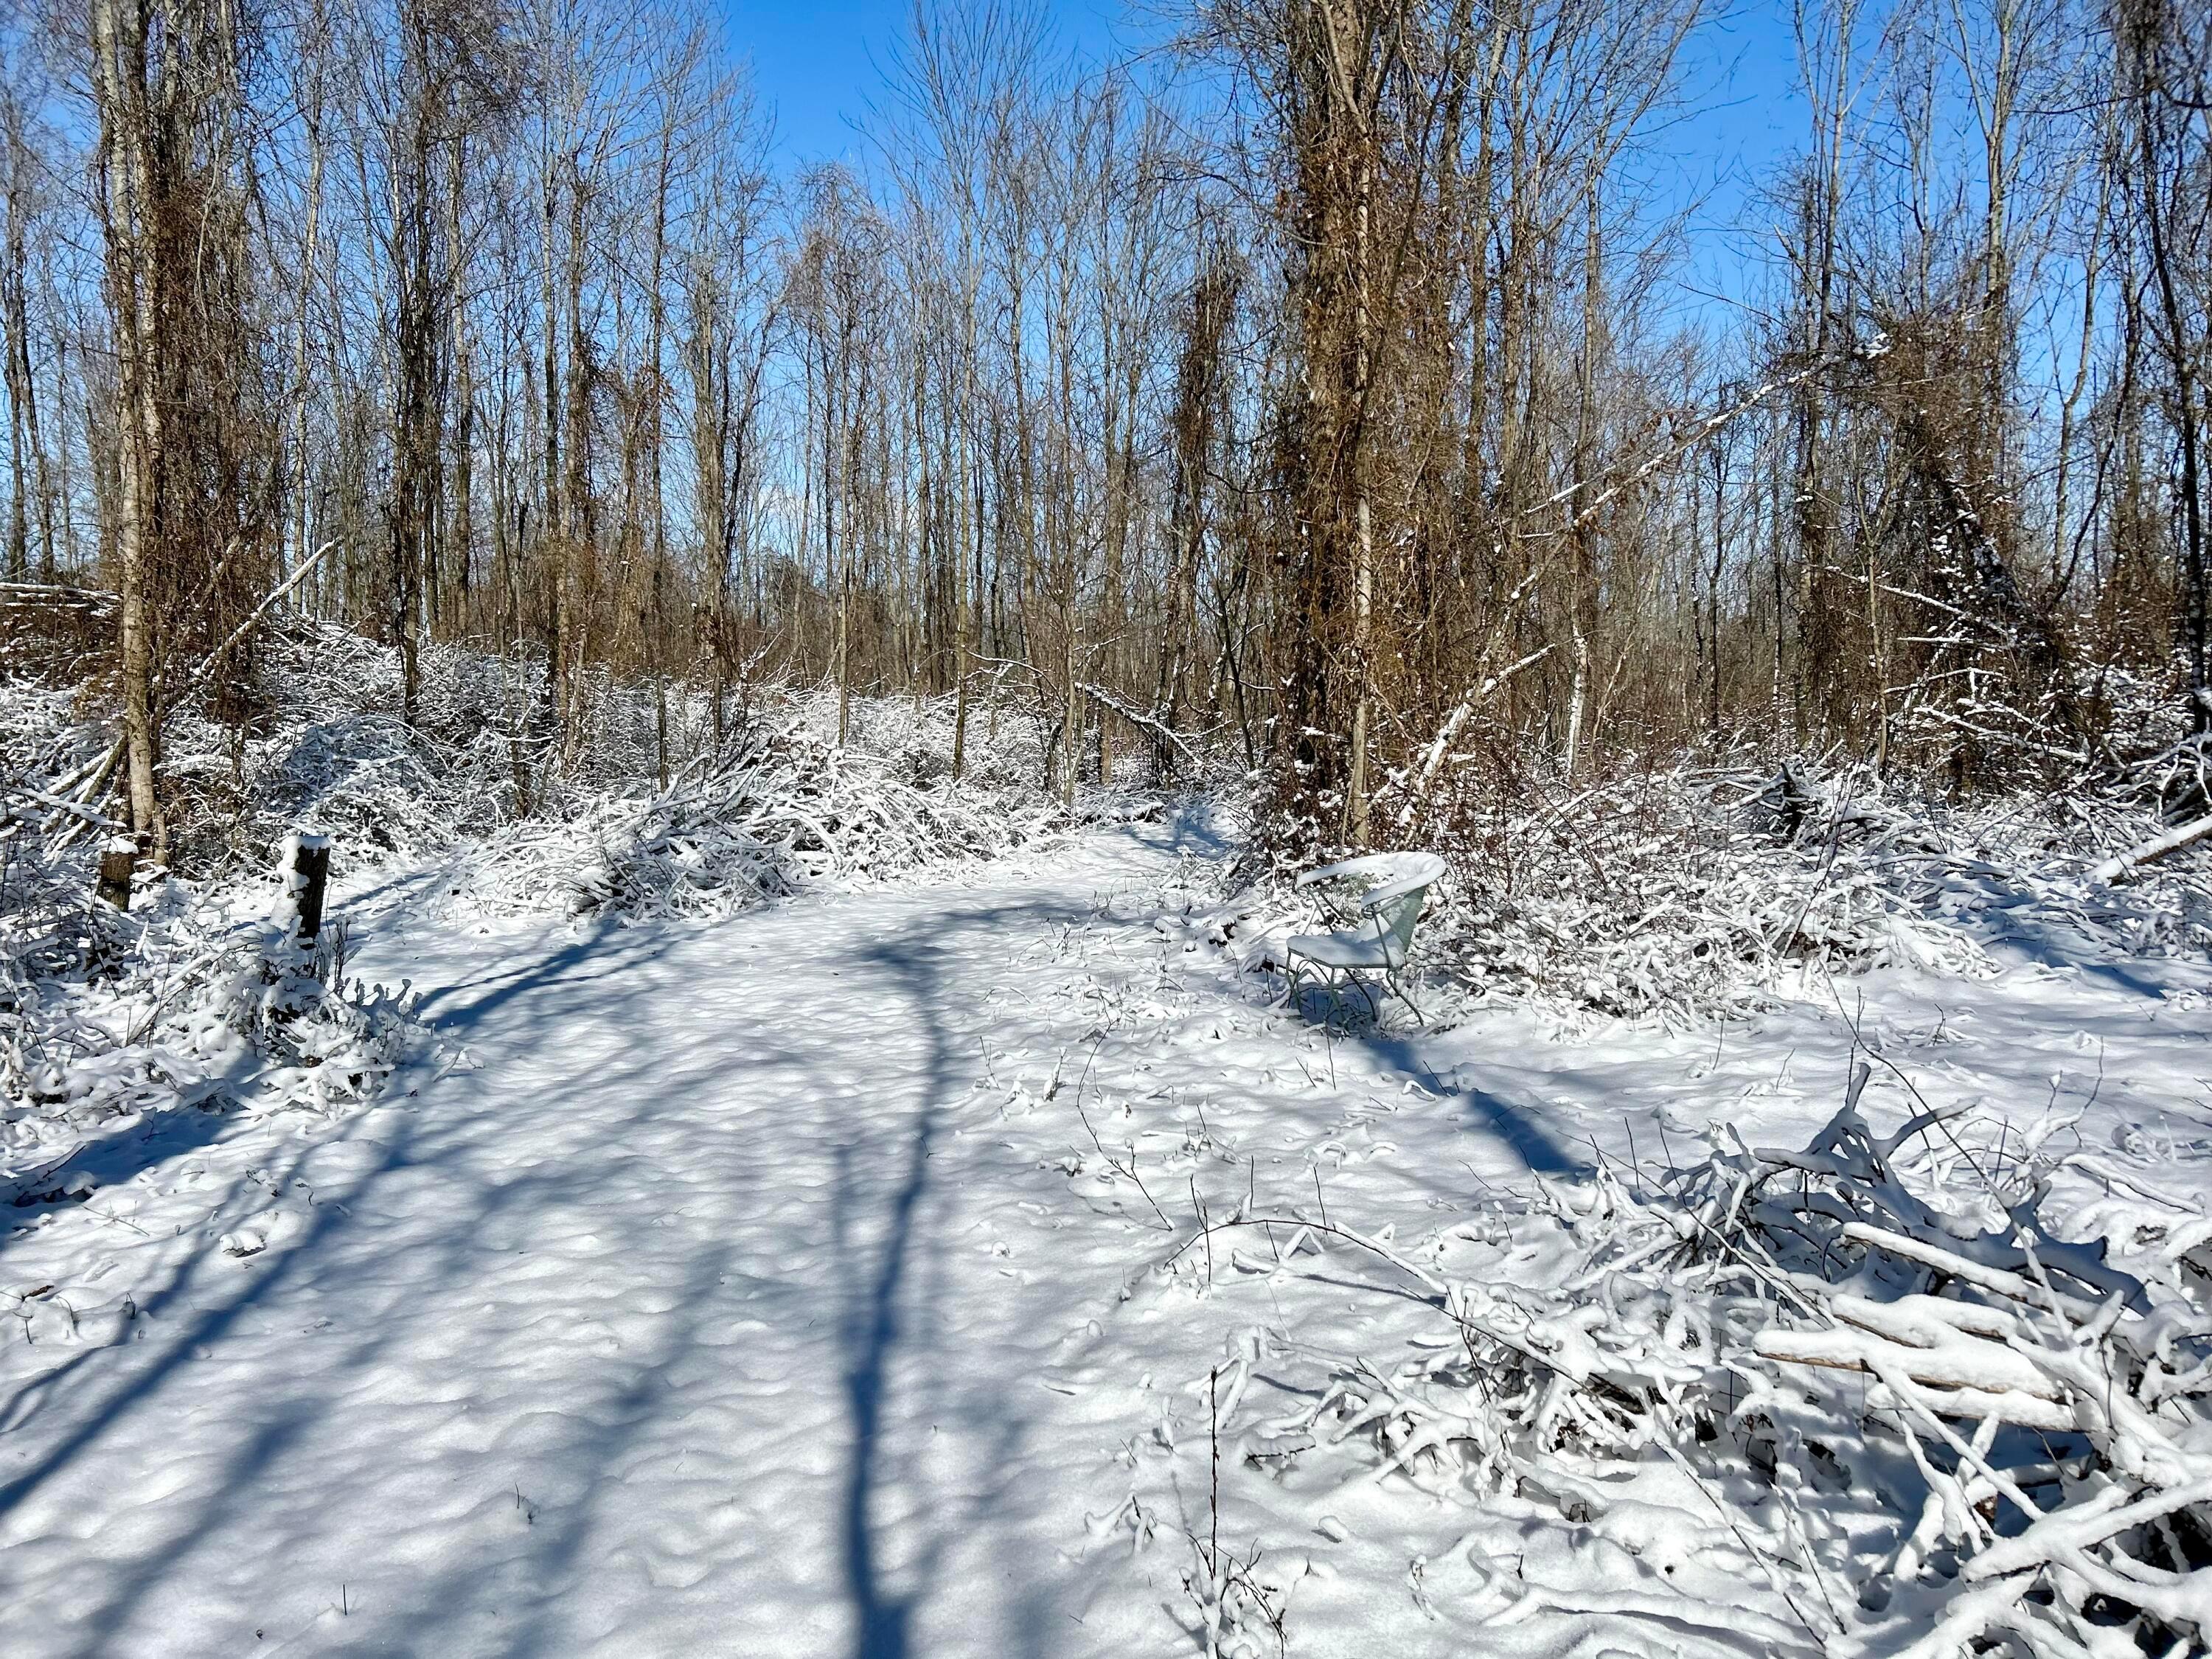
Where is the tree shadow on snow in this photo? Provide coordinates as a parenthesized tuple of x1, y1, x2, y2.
(1248, 971, 1590, 1178)
(0, 913, 765, 1654)
(1346, 1030, 1589, 1177)
(0, 1099, 432, 1653)
(829, 893, 1119, 1659)
(0, 883, 1122, 1659)
(0, 1088, 243, 1271)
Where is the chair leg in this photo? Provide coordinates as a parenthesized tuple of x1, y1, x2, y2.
(1388, 973, 1425, 1027)
(1321, 969, 1354, 1033)
(1353, 976, 1381, 1025)
(1291, 959, 1394, 1032)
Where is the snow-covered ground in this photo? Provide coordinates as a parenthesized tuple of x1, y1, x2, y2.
(1, 810, 2206, 1656)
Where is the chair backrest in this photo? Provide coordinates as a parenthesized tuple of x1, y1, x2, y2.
(1298, 852, 1405, 889)
(1367, 880, 1431, 969)
(1354, 855, 1444, 969)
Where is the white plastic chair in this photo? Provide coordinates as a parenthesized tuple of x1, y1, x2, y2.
(1286, 852, 1447, 1026)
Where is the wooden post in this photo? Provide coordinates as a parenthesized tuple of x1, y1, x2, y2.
(293, 833, 331, 940)
(97, 835, 136, 909)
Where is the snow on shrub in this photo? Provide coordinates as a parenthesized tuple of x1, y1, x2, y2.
(451, 692, 1070, 920)
(2, 853, 420, 1191)
(1231, 759, 2212, 1024)
(155, 622, 524, 869)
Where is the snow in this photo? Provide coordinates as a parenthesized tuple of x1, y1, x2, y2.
(1, 806, 2208, 1655)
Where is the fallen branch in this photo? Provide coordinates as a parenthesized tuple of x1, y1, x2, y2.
(0, 779, 125, 832)
(1077, 681, 1208, 768)
(2089, 812, 2212, 884)
(1413, 646, 1557, 789)
(176, 538, 341, 702)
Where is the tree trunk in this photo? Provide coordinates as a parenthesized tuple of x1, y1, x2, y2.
(89, 0, 166, 856)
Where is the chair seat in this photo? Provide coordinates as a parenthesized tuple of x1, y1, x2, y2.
(1287, 929, 1394, 971)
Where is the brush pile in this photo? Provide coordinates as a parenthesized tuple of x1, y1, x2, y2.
(1192, 1075, 2212, 1655)
(2, 610, 524, 883)
(172, 627, 524, 865)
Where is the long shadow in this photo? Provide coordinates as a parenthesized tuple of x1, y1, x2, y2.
(0, 958, 422, 1265)
(0, 1091, 428, 1528)
(832, 905, 1023, 1659)
(320, 855, 456, 927)
(27, 1015, 754, 1655)
(1989, 917, 2180, 1002)
(0, 892, 800, 1486)
(64, 1395, 330, 1652)
(1332, 1029, 1590, 1177)
(830, 890, 1129, 1659)
(831, 1118, 933, 1659)
(1872, 870, 2197, 1007)
(487, 1228, 738, 1659)
(0, 1090, 240, 1268)
(1, 899, 644, 1265)
(1, 877, 1143, 1658)
(411, 917, 646, 1029)
(1143, 799, 1237, 860)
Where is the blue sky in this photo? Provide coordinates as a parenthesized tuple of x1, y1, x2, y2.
(717, 0, 1136, 165)
(1667, 5, 1815, 318)
(718, 0, 1813, 319)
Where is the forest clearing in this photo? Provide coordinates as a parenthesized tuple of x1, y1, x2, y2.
(4, 0, 2212, 1652)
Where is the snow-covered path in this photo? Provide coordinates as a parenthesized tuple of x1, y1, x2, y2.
(4, 814, 2207, 1657)
(1, 819, 1244, 1656)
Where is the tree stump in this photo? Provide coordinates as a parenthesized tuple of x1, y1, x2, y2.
(97, 836, 136, 910)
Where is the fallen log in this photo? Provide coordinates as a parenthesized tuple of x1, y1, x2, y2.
(2088, 812, 2212, 884)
